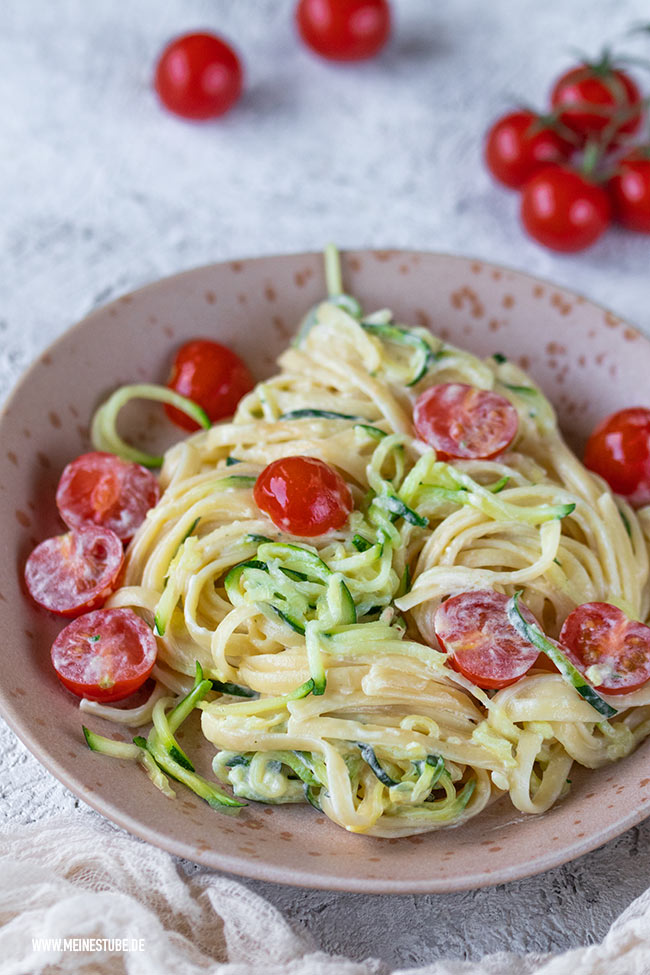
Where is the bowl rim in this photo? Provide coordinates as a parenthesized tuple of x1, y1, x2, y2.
(1, 247, 647, 894)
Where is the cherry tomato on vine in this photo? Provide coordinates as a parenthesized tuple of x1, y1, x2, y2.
(484, 111, 574, 189)
(56, 452, 160, 542)
(559, 602, 650, 695)
(253, 455, 353, 536)
(520, 166, 611, 252)
(584, 407, 650, 507)
(25, 525, 124, 617)
(413, 383, 518, 461)
(434, 590, 540, 689)
(609, 149, 650, 233)
(166, 339, 255, 431)
(295, 0, 391, 62)
(154, 32, 243, 120)
(550, 61, 643, 146)
(51, 607, 157, 702)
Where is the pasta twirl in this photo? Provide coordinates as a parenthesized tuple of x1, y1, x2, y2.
(97, 256, 650, 836)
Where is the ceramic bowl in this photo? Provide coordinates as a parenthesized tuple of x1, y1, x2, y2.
(2, 250, 649, 893)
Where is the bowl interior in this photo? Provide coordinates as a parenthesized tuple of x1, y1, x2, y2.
(2, 249, 650, 893)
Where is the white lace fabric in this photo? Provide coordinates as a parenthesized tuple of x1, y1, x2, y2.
(0, 818, 649, 975)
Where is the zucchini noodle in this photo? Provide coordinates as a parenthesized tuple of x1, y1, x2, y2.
(92, 247, 650, 836)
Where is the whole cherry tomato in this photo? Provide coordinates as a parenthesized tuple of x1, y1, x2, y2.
(295, 0, 391, 61)
(584, 407, 650, 507)
(520, 166, 611, 252)
(166, 339, 255, 431)
(550, 60, 643, 146)
(484, 111, 574, 189)
(609, 149, 650, 233)
(253, 455, 353, 536)
(154, 32, 243, 120)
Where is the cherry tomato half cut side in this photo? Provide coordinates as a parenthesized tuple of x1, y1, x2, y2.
(253, 455, 353, 537)
(51, 607, 157, 702)
(56, 452, 160, 542)
(559, 602, 650, 695)
(25, 525, 124, 617)
(413, 383, 518, 460)
(166, 339, 255, 432)
(434, 589, 540, 689)
(584, 407, 650, 508)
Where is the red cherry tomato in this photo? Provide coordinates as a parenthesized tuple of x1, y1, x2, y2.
(413, 383, 518, 461)
(584, 407, 650, 507)
(295, 0, 391, 61)
(253, 455, 353, 537)
(434, 590, 539, 689)
(484, 111, 573, 190)
(560, 602, 650, 695)
(550, 63, 643, 146)
(56, 452, 160, 543)
(165, 339, 255, 432)
(51, 607, 157, 702)
(520, 166, 611, 253)
(25, 525, 124, 617)
(154, 32, 243, 120)
(609, 150, 650, 233)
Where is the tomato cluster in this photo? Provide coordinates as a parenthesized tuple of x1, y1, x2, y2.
(485, 50, 650, 252)
(154, 0, 391, 120)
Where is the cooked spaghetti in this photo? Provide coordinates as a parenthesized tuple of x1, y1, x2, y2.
(84, 247, 650, 836)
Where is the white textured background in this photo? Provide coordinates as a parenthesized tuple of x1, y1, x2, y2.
(3, 0, 650, 968)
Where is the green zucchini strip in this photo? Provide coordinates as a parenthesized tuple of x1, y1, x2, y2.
(506, 591, 617, 719)
(279, 409, 360, 421)
(324, 243, 362, 317)
(354, 423, 387, 441)
(357, 743, 398, 786)
(360, 321, 435, 386)
(83, 727, 176, 799)
(91, 383, 210, 467)
(143, 736, 244, 809)
(83, 727, 141, 760)
(211, 679, 259, 698)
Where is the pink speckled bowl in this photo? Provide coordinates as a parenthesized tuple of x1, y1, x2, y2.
(2, 250, 650, 893)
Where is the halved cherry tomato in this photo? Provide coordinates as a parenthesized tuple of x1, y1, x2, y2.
(434, 589, 539, 689)
(559, 602, 650, 695)
(154, 32, 243, 120)
(484, 111, 573, 190)
(25, 525, 124, 617)
(166, 338, 255, 432)
(550, 62, 643, 146)
(584, 407, 650, 507)
(295, 0, 391, 62)
(56, 452, 160, 542)
(520, 166, 611, 253)
(51, 607, 157, 701)
(609, 149, 650, 234)
(413, 383, 518, 461)
(253, 455, 353, 537)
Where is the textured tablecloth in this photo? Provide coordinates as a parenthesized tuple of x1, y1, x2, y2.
(3, 0, 650, 969)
